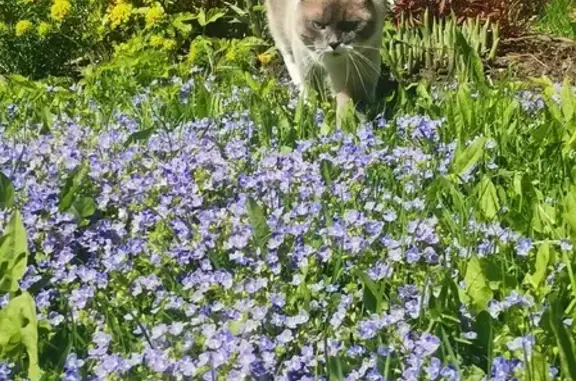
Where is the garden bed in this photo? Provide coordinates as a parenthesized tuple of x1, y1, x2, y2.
(489, 34, 576, 81)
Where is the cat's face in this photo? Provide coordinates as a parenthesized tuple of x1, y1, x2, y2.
(296, 0, 383, 56)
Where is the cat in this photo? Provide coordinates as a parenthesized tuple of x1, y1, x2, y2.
(265, 0, 387, 121)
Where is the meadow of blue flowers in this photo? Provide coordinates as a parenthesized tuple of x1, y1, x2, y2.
(0, 68, 575, 381)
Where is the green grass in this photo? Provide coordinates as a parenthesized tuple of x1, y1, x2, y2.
(539, 0, 576, 38)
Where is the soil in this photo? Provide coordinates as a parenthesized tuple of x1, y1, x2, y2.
(487, 34, 576, 82)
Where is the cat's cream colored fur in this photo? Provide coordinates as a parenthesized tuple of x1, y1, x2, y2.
(265, 0, 386, 120)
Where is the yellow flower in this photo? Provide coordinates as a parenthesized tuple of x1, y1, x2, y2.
(109, 1, 132, 28)
(0, 22, 8, 34)
(257, 52, 273, 66)
(145, 4, 165, 26)
(15, 20, 33, 36)
(50, 0, 71, 21)
(162, 38, 176, 51)
(37, 22, 52, 37)
(150, 34, 164, 48)
(225, 47, 237, 62)
(150, 35, 175, 51)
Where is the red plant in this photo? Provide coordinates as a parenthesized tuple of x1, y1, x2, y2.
(393, 0, 550, 37)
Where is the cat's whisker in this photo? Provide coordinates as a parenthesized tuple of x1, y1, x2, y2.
(351, 44, 381, 51)
(349, 50, 380, 75)
(347, 54, 369, 99)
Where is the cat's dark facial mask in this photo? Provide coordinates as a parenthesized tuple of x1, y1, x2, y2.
(297, 0, 379, 54)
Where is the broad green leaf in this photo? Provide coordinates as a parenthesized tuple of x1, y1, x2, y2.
(124, 128, 155, 147)
(70, 196, 96, 221)
(172, 13, 195, 34)
(0, 292, 42, 380)
(40, 106, 53, 131)
(513, 172, 523, 197)
(533, 203, 556, 234)
(451, 137, 486, 177)
(328, 356, 345, 381)
(206, 9, 226, 24)
(474, 311, 493, 370)
(561, 78, 574, 122)
(528, 240, 550, 290)
(0, 171, 14, 210)
(0, 211, 28, 292)
(564, 187, 576, 233)
(478, 176, 499, 219)
(502, 99, 518, 129)
(228, 317, 245, 336)
(531, 351, 552, 381)
(58, 165, 88, 212)
(454, 29, 484, 82)
(543, 294, 576, 381)
(8, 74, 37, 90)
(357, 271, 382, 313)
(462, 365, 487, 381)
(226, 2, 248, 16)
(464, 256, 493, 311)
(320, 160, 337, 185)
(196, 9, 206, 26)
(457, 85, 473, 129)
(246, 198, 270, 250)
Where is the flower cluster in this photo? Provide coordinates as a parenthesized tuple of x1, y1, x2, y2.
(0, 77, 567, 380)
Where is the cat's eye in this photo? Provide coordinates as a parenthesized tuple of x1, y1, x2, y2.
(312, 21, 326, 30)
(340, 21, 359, 32)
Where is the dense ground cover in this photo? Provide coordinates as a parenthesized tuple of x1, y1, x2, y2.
(0, 59, 576, 381)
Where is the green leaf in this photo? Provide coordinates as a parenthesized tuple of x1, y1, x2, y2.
(172, 13, 195, 34)
(40, 106, 53, 131)
(124, 128, 155, 147)
(457, 86, 474, 129)
(474, 311, 493, 371)
(320, 159, 337, 185)
(328, 356, 345, 381)
(58, 165, 88, 212)
(564, 187, 576, 233)
(464, 256, 493, 311)
(561, 78, 574, 122)
(357, 271, 382, 313)
(225, 2, 248, 16)
(454, 28, 484, 82)
(246, 198, 270, 250)
(69, 196, 96, 221)
(0, 292, 42, 380)
(462, 365, 486, 381)
(206, 9, 226, 24)
(528, 240, 550, 290)
(8, 74, 37, 90)
(451, 137, 486, 177)
(531, 351, 552, 381)
(0, 211, 28, 292)
(196, 9, 206, 26)
(0, 171, 14, 210)
(478, 176, 499, 219)
(543, 294, 576, 381)
(228, 318, 244, 336)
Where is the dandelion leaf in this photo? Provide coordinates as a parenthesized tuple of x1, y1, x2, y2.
(0, 171, 14, 210)
(0, 211, 28, 292)
(464, 256, 493, 311)
(247, 197, 270, 250)
(0, 292, 42, 381)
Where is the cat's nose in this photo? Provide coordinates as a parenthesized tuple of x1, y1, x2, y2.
(329, 42, 341, 51)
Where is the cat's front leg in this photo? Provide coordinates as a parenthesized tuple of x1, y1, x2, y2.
(284, 55, 304, 90)
(335, 91, 354, 127)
